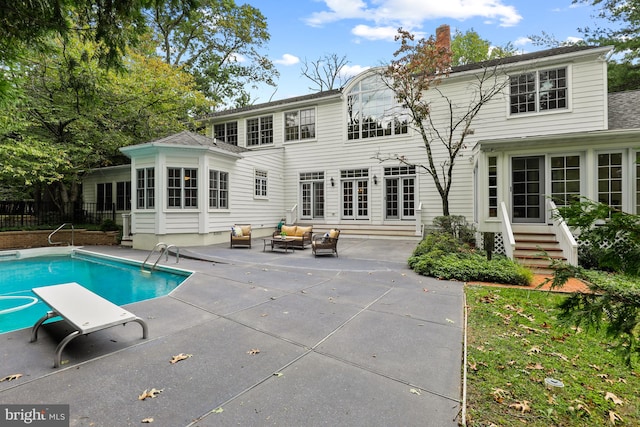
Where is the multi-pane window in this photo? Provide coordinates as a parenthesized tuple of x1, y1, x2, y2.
(347, 74, 409, 140)
(285, 108, 316, 141)
(510, 67, 567, 114)
(136, 168, 155, 209)
(254, 169, 268, 197)
(341, 169, 369, 219)
(299, 172, 324, 218)
(213, 122, 238, 145)
(209, 170, 229, 209)
(116, 181, 131, 210)
(384, 166, 415, 220)
(598, 153, 622, 210)
(97, 183, 113, 211)
(551, 155, 581, 206)
(247, 116, 273, 146)
(167, 168, 198, 209)
(488, 157, 498, 217)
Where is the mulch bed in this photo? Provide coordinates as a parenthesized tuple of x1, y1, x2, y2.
(467, 275, 590, 293)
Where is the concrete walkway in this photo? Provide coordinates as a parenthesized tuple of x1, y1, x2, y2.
(0, 238, 464, 426)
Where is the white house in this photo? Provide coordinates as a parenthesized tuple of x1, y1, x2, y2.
(82, 35, 640, 267)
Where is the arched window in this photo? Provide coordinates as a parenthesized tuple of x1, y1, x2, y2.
(346, 74, 409, 140)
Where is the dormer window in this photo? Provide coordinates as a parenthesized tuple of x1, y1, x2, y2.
(510, 67, 567, 114)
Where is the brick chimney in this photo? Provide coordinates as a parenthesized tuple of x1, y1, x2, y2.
(435, 24, 451, 53)
(435, 24, 452, 71)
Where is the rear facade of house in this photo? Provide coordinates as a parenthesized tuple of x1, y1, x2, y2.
(82, 41, 640, 265)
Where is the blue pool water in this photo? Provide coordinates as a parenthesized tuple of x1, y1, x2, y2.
(0, 251, 190, 334)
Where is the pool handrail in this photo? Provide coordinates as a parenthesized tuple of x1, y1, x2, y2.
(49, 223, 74, 246)
(141, 242, 180, 273)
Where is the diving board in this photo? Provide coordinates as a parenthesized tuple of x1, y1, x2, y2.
(30, 282, 148, 368)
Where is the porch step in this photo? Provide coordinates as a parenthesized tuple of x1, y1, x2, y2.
(513, 229, 566, 274)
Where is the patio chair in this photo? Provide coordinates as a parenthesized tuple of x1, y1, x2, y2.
(311, 229, 340, 257)
(230, 224, 252, 248)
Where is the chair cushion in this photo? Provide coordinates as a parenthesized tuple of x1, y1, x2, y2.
(328, 229, 339, 239)
(240, 225, 251, 235)
(232, 226, 243, 237)
(281, 225, 297, 236)
(296, 226, 312, 236)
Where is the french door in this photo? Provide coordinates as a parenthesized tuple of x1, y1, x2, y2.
(512, 156, 544, 223)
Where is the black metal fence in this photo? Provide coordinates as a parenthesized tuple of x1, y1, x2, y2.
(0, 201, 116, 229)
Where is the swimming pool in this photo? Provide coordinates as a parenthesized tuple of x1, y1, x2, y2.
(0, 248, 191, 334)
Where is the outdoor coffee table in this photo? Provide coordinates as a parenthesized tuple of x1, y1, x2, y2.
(263, 237, 295, 253)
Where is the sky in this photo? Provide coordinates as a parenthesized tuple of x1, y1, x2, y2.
(241, 0, 612, 104)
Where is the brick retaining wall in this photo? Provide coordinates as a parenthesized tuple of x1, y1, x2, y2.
(0, 230, 118, 250)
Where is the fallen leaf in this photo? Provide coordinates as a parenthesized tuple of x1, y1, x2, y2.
(609, 410, 623, 424)
(605, 391, 623, 405)
(273, 372, 283, 377)
(212, 408, 224, 414)
(491, 388, 508, 403)
(169, 353, 192, 364)
(526, 362, 544, 370)
(445, 318, 455, 323)
(528, 346, 542, 355)
(141, 418, 154, 423)
(247, 348, 260, 355)
(589, 364, 601, 371)
(409, 388, 421, 395)
(541, 322, 552, 329)
(509, 401, 531, 414)
(138, 388, 163, 401)
(0, 374, 23, 382)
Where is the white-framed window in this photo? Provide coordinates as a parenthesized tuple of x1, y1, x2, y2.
(285, 108, 316, 141)
(167, 167, 198, 209)
(136, 168, 155, 209)
(299, 172, 324, 219)
(510, 67, 568, 115)
(254, 169, 268, 198)
(209, 170, 229, 209)
(597, 152, 622, 211)
(550, 155, 581, 206)
(247, 116, 273, 146)
(213, 122, 238, 145)
(346, 74, 409, 140)
(116, 181, 131, 211)
(97, 183, 113, 212)
(488, 156, 498, 217)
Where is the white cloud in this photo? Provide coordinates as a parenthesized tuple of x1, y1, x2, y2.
(274, 53, 300, 66)
(339, 64, 371, 79)
(306, 0, 522, 29)
(351, 25, 399, 41)
(566, 36, 584, 44)
(514, 37, 531, 47)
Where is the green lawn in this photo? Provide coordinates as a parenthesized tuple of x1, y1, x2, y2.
(465, 286, 640, 426)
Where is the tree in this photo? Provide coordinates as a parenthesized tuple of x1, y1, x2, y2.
(450, 29, 517, 66)
(301, 53, 350, 91)
(1, 33, 210, 207)
(575, 0, 640, 62)
(147, 0, 277, 107)
(0, 0, 156, 102)
(379, 28, 509, 216)
(548, 198, 640, 365)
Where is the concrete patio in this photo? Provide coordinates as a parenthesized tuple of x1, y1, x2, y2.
(0, 238, 464, 426)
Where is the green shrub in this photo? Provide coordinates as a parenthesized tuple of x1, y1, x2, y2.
(99, 219, 119, 232)
(409, 231, 532, 286)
